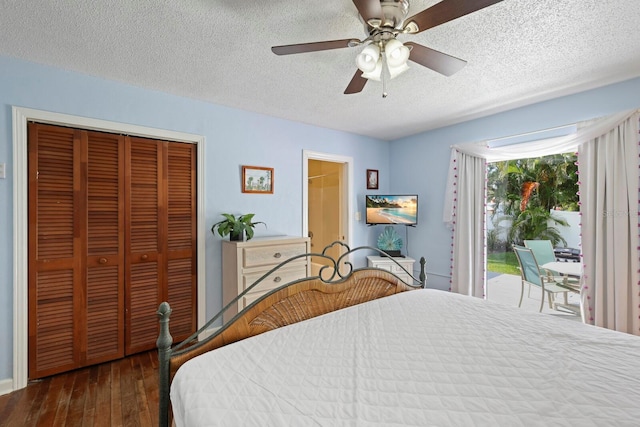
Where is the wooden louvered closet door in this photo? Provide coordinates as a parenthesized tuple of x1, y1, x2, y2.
(125, 137, 197, 354)
(28, 123, 196, 379)
(28, 124, 125, 378)
(125, 137, 163, 355)
(165, 142, 197, 342)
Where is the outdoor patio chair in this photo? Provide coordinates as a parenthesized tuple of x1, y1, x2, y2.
(513, 245, 576, 313)
(524, 239, 557, 271)
(524, 239, 559, 297)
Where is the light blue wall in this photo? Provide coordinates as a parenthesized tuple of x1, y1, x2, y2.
(390, 76, 640, 289)
(0, 55, 389, 382)
(2, 53, 638, 386)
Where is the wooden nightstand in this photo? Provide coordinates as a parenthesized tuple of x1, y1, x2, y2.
(367, 256, 416, 284)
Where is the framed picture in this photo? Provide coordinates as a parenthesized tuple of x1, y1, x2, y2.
(242, 165, 274, 194)
(366, 169, 379, 190)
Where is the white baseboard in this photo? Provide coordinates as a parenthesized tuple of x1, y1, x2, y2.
(0, 378, 14, 396)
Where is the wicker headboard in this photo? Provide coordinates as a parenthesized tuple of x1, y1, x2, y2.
(156, 242, 426, 427)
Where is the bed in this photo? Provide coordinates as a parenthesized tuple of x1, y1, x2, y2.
(157, 243, 640, 426)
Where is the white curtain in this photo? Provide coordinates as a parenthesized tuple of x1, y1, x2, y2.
(447, 152, 487, 296)
(443, 109, 639, 309)
(578, 111, 640, 334)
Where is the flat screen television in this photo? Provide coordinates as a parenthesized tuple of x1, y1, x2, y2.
(366, 194, 418, 225)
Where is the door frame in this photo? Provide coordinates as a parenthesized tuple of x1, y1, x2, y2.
(302, 150, 353, 253)
(12, 106, 206, 391)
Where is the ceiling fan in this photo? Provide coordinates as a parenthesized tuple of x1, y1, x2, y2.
(272, 0, 503, 96)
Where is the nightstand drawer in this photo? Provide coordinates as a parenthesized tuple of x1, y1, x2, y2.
(243, 243, 308, 268)
(390, 263, 412, 274)
(375, 263, 393, 273)
(367, 256, 416, 284)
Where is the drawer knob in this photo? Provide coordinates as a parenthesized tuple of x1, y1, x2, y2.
(273, 276, 282, 283)
(99, 257, 108, 264)
(273, 252, 282, 258)
(141, 254, 148, 260)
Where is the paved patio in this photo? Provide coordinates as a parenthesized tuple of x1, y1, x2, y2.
(486, 273, 582, 322)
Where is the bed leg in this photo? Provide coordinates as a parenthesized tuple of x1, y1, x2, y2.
(157, 302, 173, 427)
(418, 257, 427, 288)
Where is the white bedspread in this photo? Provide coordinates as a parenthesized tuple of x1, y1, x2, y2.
(171, 289, 640, 426)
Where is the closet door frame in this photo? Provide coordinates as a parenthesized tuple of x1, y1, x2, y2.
(12, 106, 206, 391)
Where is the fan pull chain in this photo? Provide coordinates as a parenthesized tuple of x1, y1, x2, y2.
(382, 74, 388, 98)
(381, 49, 388, 98)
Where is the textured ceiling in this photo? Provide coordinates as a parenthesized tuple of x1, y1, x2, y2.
(1, 0, 639, 140)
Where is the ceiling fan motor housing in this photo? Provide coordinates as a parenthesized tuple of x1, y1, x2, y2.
(362, 0, 410, 33)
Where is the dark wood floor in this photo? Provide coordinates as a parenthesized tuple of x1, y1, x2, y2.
(0, 351, 159, 427)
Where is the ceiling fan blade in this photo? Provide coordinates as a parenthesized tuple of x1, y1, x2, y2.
(405, 42, 467, 76)
(352, 0, 383, 25)
(344, 69, 367, 94)
(272, 39, 355, 55)
(404, 0, 503, 33)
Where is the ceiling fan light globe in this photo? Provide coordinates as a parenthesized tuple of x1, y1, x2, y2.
(385, 39, 410, 68)
(388, 62, 409, 79)
(356, 54, 377, 73)
(356, 44, 381, 73)
(361, 60, 382, 81)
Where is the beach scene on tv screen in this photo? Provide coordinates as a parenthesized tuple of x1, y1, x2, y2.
(366, 195, 418, 224)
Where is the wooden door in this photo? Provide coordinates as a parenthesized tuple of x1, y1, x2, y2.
(28, 124, 125, 379)
(85, 130, 126, 363)
(124, 137, 197, 354)
(165, 142, 197, 341)
(28, 124, 196, 378)
(125, 137, 163, 354)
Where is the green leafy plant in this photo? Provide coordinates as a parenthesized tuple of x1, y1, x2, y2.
(487, 153, 579, 218)
(504, 206, 568, 247)
(211, 213, 266, 241)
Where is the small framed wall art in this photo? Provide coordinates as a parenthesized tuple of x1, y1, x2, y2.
(242, 165, 274, 194)
(366, 169, 379, 190)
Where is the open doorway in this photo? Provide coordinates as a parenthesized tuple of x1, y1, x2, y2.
(486, 153, 581, 315)
(302, 151, 353, 276)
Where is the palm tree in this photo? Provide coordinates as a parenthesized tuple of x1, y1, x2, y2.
(488, 154, 578, 214)
(526, 154, 579, 211)
(506, 206, 568, 247)
(487, 152, 578, 249)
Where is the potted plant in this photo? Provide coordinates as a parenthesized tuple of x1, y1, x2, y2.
(211, 213, 266, 241)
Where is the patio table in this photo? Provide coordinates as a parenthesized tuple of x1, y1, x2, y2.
(542, 261, 582, 317)
(542, 261, 581, 280)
